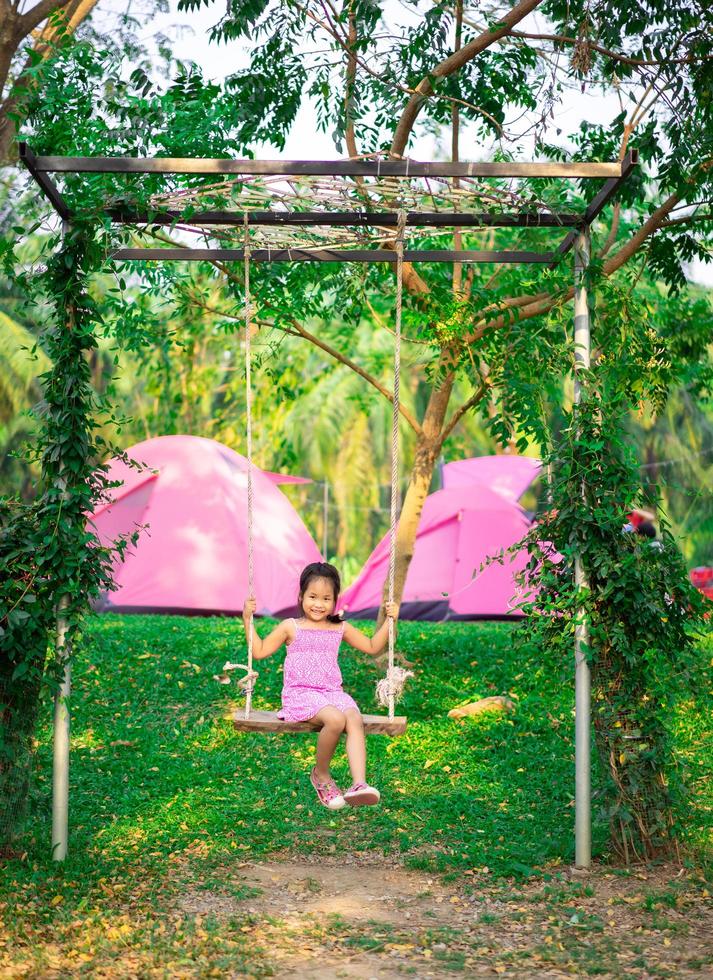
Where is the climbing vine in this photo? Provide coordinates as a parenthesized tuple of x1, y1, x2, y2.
(498, 269, 711, 862)
(0, 222, 130, 847)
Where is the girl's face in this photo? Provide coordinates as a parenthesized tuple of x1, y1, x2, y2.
(300, 577, 336, 622)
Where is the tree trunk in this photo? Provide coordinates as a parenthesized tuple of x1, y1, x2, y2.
(0, 0, 100, 164)
(379, 376, 454, 621)
(0, 15, 20, 100)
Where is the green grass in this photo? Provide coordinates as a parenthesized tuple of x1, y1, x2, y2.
(1, 615, 710, 976)
(10, 615, 713, 873)
(28, 617, 584, 873)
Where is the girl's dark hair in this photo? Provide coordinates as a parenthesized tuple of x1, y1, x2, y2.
(299, 562, 342, 623)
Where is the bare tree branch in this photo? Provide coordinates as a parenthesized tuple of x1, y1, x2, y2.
(441, 379, 489, 443)
(508, 29, 710, 67)
(285, 317, 423, 435)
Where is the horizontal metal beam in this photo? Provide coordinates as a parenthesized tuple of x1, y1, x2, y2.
(30, 151, 625, 179)
(18, 143, 70, 220)
(108, 208, 581, 229)
(554, 149, 639, 264)
(18, 144, 638, 272)
(112, 247, 555, 264)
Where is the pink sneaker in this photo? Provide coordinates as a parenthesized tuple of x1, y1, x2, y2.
(344, 782, 381, 807)
(310, 769, 346, 810)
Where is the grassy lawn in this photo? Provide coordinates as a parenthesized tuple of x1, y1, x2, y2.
(1, 615, 711, 977)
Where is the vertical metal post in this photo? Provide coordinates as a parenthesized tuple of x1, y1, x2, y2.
(322, 480, 329, 559)
(574, 226, 592, 869)
(545, 461, 554, 506)
(52, 217, 73, 861)
(52, 595, 71, 861)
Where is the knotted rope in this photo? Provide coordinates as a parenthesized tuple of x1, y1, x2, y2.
(214, 661, 259, 689)
(243, 212, 256, 719)
(376, 208, 409, 721)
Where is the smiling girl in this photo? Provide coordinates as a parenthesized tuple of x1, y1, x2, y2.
(242, 562, 398, 811)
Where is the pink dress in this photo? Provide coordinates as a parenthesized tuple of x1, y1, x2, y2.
(278, 619, 360, 722)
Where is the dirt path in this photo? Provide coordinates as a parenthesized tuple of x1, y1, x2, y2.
(179, 855, 713, 978)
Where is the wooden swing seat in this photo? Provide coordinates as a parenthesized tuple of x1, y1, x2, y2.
(232, 709, 407, 736)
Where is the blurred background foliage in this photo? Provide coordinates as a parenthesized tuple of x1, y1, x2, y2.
(1, 240, 710, 572)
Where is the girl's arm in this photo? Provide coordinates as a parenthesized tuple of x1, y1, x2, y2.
(242, 598, 292, 660)
(342, 601, 399, 656)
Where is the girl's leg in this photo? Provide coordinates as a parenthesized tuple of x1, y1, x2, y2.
(311, 706, 347, 782)
(344, 709, 367, 785)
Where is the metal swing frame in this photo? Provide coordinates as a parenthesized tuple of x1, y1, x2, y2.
(20, 145, 638, 868)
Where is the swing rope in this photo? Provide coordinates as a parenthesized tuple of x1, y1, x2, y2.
(383, 209, 408, 722)
(243, 212, 257, 719)
(237, 209, 410, 726)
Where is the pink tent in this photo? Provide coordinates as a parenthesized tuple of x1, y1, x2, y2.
(340, 484, 532, 621)
(442, 455, 541, 502)
(89, 435, 321, 617)
(264, 471, 312, 486)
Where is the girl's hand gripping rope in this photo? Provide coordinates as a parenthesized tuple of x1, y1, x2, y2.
(243, 596, 257, 621)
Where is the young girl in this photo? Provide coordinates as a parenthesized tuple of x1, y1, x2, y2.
(242, 561, 399, 811)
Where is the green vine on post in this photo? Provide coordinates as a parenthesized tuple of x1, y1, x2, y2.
(37, 224, 115, 636)
(0, 221, 129, 852)
(512, 279, 708, 863)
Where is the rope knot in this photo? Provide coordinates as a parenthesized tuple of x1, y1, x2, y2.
(396, 207, 408, 246)
(215, 661, 259, 693)
(376, 666, 414, 708)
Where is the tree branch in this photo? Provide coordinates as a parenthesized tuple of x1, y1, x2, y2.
(391, 0, 545, 157)
(285, 317, 422, 435)
(19, 0, 72, 36)
(344, 1, 360, 163)
(139, 228, 423, 434)
(602, 192, 682, 276)
(599, 203, 621, 258)
(0, 0, 99, 162)
(441, 379, 489, 443)
(508, 29, 711, 67)
(661, 212, 712, 229)
(452, 0, 464, 300)
(365, 298, 431, 344)
(300, 0, 504, 134)
(464, 190, 685, 343)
